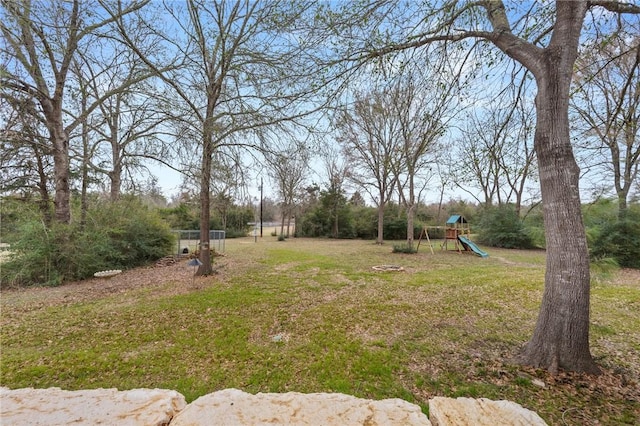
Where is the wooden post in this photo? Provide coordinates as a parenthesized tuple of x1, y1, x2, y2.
(425, 229, 434, 254)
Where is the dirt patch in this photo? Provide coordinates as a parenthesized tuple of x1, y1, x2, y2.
(491, 256, 540, 268)
(0, 255, 236, 313)
(372, 265, 405, 272)
(611, 268, 640, 288)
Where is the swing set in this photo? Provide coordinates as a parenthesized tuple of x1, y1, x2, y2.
(416, 215, 488, 257)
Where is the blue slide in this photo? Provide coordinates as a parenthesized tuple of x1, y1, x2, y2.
(458, 236, 489, 258)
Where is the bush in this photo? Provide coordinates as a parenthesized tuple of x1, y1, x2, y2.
(0, 198, 44, 242)
(590, 210, 640, 269)
(223, 229, 247, 238)
(352, 206, 377, 239)
(522, 204, 545, 248)
(382, 216, 407, 240)
(223, 206, 254, 236)
(1, 198, 175, 287)
(477, 205, 535, 249)
(392, 243, 417, 254)
(157, 203, 198, 230)
(1, 221, 117, 286)
(583, 198, 619, 229)
(86, 198, 174, 267)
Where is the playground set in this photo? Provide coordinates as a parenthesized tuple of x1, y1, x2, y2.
(416, 214, 489, 257)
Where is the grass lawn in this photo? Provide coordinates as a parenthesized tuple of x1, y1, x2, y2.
(1, 237, 638, 424)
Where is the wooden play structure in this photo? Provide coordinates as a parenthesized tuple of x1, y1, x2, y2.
(443, 214, 470, 253)
(417, 215, 488, 257)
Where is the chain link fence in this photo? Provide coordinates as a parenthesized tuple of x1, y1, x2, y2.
(172, 230, 225, 255)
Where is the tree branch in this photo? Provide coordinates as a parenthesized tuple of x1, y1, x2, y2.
(589, 0, 640, 14)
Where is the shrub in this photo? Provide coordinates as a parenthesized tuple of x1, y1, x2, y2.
(223, 206, 254, 236)
(522, 204, 545, 248)
(86, 198, 174, 268)
(525, 226, 546, 249)
(392, 243, 417, 254)
(224, 229, 250, 239)
(296, 193, 356, 239)
(0, 198, 43, 242)
(477, 205, 535, 249)
(582, 198, 619, 229)
(352, 206, 377, 239)
(590, 210, 640, 269)
(383, 216, 407, 240)
(157, 203, 198, 230)
(0, 221, 118, 287)
(1, 198, 175, 287)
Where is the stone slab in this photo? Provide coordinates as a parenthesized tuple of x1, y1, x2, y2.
(0, 387, 186, 426)
(429, 396, 547, 426)
(170, 388, 431, 425)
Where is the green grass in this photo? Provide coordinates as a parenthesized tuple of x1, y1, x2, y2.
(1, 237, 638, 424)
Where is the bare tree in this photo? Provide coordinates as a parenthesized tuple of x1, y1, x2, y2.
(265, 139, 309, 238)
(72, 60, 97, 226)
(72, 51, 166, 202)
(337, 88, 401, 244)
(456, 110, 503, 205)
(1, 0, 150, 223)
(572, 33, 640, 216)
(110, 0, 320, 274)
(388, 57, 461, 249)
(319, 142, 351, 238)
(502, 92, 537, 215)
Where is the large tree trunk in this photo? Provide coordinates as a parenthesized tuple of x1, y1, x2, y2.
(332, 201, 339, 238)
(108, 139, 122, 202)
(517, 5, 599, 374)
(80, 92, 90, 227)
(436, 182, 445, 223)
(197, 134, 213, 276)
(109, 169, 122, 202)
(405, 175, 416, 249)
(80, 130, 90, 227)
(614, 155, 629, 216)
(616, 189, 628, 217)
(41, 96, 71, 224)
(519, 88, 598, 374)
(34, 147, 52, 225)
(282, 207, 287, 237)
(109, 122, 122, 201)
(51, 123, 71, 224)
(406, 203, 415, 249)
(376, 204, 384, 244)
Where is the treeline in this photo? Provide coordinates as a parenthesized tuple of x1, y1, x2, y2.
(2, 193, 638, 288)
(296, 192, 640, 269)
